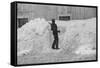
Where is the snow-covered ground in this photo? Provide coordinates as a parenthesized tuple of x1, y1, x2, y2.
(17, 18, 96, 64)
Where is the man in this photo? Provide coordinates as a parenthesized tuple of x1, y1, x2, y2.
(49, 19, 60, 49)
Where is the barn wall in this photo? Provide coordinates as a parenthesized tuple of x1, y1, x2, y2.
(18, 4, 58, 21)
(18, 4, 96, 21)
(17, 4, 96, 28)
(69, 7, 96, 20)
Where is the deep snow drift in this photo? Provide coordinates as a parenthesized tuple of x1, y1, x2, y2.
(17, 18, 96, 64)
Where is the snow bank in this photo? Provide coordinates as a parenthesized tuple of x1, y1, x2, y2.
(17, 18, 50, 56)
(17, 18, 96, 56)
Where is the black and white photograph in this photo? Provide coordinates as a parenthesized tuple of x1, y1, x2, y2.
(12, 2, 97, 65)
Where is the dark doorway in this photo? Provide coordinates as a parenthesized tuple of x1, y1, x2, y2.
(17, 18, 28, 28)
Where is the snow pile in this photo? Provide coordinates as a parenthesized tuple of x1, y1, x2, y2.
(17, 17, 96, 56)
(17, 18, 50, 56)
(63, 18, 96, 55)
